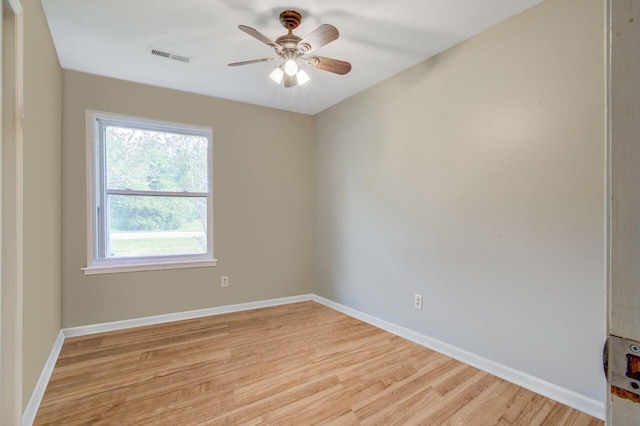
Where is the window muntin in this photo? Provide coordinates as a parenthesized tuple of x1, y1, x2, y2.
(85, 111, 215, 273)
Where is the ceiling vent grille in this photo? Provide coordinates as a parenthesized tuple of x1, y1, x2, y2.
(149, 47, 191, 63)
(170, 54, 190, 63)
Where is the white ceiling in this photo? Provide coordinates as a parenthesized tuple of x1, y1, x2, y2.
(42, 0, 541, 115)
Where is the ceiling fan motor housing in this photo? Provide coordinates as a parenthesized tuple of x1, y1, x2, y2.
(279, 10, 302, 30)
(275, 33, 302, 49)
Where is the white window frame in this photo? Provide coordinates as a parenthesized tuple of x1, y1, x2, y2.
(82, 110, 217, 275)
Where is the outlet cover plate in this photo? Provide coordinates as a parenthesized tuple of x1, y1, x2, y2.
(414, 294, 423, 310)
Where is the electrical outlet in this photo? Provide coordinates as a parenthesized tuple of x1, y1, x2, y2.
(414, 294, 423, 310)
(221, 276, 229, 287)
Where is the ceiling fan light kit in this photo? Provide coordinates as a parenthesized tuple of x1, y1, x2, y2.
(229, 10, 352, 88)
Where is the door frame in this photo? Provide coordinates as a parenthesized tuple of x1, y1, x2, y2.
(0, 0, 23, 423)
(606, 0, 640, 423)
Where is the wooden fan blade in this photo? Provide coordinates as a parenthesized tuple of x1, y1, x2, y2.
(283, 73, 297, 88)
(307, 56, 352, 75)
(298, 24, 339, 53)
(228, 58, 277, 67)
(238, 25, 278, 48)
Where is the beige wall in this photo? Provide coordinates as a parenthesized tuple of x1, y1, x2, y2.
(26, 0, 608, 413)
(315, 0, 606, 403)
(61, 71, 314, 327)
(22, 0, 62, 408)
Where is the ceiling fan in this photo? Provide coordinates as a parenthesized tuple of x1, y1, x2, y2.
(228, 10, 352, 88)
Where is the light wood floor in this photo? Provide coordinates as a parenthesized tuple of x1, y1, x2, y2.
(35, 302, 602, 425)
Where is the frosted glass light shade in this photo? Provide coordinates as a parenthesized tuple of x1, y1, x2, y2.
(296, 70, 310, 85)
(269, 67, 284, 84)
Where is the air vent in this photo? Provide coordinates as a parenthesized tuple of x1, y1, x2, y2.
(170, 54, 190, 63)
(148, 47, 191, 63)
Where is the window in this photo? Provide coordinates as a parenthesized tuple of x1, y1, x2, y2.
(83, 111, 216, 274)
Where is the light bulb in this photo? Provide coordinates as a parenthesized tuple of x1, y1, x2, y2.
(284, 59, 298, 76)
(269, 67, 284, 84)
(296, 70, 310, 86)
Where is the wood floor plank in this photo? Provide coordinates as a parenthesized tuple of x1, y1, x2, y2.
(34, 302, 603, 425)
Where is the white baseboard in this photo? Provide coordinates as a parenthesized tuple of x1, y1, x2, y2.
(22, 330, 65, 426)
(23, 293, 605, 423)
(63, 294, 313, 338)
(311, 294, 605, 420)
(22, 294, 312, 424)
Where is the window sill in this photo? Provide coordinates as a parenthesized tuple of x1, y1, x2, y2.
(82, 259, 218, 275)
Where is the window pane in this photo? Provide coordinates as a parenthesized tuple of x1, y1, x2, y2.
(106, 195, 207, 258)
(105, 125, 208, 193)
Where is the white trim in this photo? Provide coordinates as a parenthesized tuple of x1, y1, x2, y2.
(7, 0, 23, 14)
(82, 258, 218, 275)
(23, 293, 604, 422)
(106, 189, 208, 198)
(604, 1, 613, 423)
(1, 2, 24, 422)
(22, 331, 64, 426)
(21, 295, 313, 422)
(91, 111, 212, 135)
(311, 295, 605, 420)
(85, 109, 95, 270)
(30, 297, 312, 423)
(62, 294, 312, 337)
(84, 109, 215, 271)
